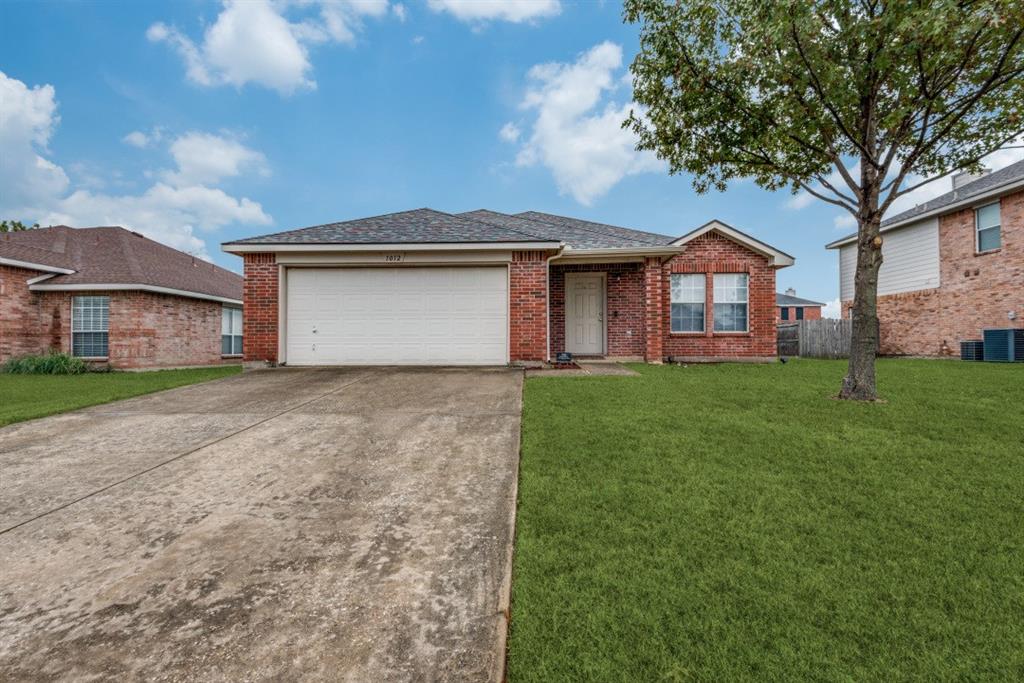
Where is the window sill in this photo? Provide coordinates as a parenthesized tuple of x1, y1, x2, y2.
(75, 356, 109, 361)
(669, 331, 706, 336)
(712, 331, 752, 337)
(974, 248, 1001, 257)
(221, 354, 243, 359)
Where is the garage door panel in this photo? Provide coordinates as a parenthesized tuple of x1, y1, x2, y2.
(286, 267, 508, 365)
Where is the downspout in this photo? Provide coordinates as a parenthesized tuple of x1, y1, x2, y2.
(545, 242, 567, 363)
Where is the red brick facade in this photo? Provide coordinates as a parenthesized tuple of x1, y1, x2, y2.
(842, 189, 1023, 356)
(660, 232, 777, 359)
(776, 305, 822, 323)
(1, 264, 237, 369)
(549, 262, 645, 358)
(243, 253, 279, 363)
(509, 251, 548, 362)
(237, 233, 781, 366)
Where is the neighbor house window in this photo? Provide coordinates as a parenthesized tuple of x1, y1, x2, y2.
(975, 202, 1001, 252)
(670, 273, 705, 332)
(222, 307, 243, 355)
(72, 295, 109, 358)
(795, 307, 804, 320)
(713, 274, 748, 332)
(780, 307, 789, 321)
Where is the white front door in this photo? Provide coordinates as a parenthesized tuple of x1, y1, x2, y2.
(285, 267, 508, 365)
(565, 273, 605, 355)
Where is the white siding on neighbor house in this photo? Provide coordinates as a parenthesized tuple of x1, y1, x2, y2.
(839, 218, 940, 300)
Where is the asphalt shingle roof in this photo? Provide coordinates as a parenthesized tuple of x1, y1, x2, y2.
(830, 159, 1024, 247)
(881, 160, 1024, 227)
(459, 210, 667, 249)
(1, 226, 242, 301)
(515, 211, 675, 247)
(225, 208, 552, 245)
(777, 292, 825, 307)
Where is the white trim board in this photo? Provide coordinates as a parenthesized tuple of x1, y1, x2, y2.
(0, 256, 76, 274)
(29, 282, 242, 305)
(223, 241, 562, 254)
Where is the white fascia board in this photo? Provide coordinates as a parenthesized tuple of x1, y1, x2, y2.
(671, 221, 795, 267)
(826, 176, 1024, 249)
(0, 256, 76, 274)
(29, 282, 242, 305)
(552, 246, 685, 264)
(222, 241, 562, 254)
(26, 273, 58, 285)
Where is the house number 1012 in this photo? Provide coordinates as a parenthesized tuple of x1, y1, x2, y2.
(384, 254, 403, 263)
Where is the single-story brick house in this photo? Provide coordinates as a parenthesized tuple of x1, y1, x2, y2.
(222, 209, 793, 366)
(1, 226, 244, 369)
(776, 289, 824, 323)
(826, 160, 1023, 356)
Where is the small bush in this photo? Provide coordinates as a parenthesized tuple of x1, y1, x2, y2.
(2, 351, 89, 375)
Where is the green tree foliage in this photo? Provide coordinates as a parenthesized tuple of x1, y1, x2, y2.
(624, 0, 1023, 399)
(0, 220, 40, 233)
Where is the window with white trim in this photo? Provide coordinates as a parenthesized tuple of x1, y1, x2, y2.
(222, 307, 243, 355)
(975, 202, 1001, 252)
(713, 274, 748, 332)
(72, 296, 109, 358)
(670, 273, 705, 332)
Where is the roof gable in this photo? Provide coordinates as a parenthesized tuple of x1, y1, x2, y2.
(1, 226, 242, 302)
(672, 220, 795, 267)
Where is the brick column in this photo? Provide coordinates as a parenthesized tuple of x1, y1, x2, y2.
(509, 251, 549, 363)
(643, 257, 664, 363)
(243, 253, 278, 364)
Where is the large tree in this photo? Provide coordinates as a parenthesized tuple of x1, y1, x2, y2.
(624, 0, 1023, 400)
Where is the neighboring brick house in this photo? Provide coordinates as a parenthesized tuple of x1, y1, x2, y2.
(826, 160, 1024, 356)
(222, 210, 793, 366)
(1, 226, 244, 369)
(776, 289, 824, 323)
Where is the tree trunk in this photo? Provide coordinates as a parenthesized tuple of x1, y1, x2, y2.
(840, 203, 883, 400)
(840, 150, 884, 401)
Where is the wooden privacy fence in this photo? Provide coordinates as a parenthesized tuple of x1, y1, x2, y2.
(777, 319, 852, 358)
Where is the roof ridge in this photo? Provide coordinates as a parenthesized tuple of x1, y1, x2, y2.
(460, 210, 559, 242)
(517, 211, 673, 246)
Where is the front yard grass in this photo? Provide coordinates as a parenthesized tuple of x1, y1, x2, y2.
(510, 359, 1024, 681)
(0, 365, 242, 427)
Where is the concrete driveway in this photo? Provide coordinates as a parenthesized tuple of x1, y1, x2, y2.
(0, 367, 522, 682)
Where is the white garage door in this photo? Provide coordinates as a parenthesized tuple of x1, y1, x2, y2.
(286, 267, 508, 365)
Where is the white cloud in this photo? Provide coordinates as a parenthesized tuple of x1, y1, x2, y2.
(0, 73, 271, 259)
(0, 71, 70, 210)
(392, 3, 407, 21)
(148, 0, 390, 95)
(427, 0, 560, 23)
(122, 131, 151, 148)
(511, 41, 663, 205)
(498, 122, 520, 143)
(821, 298, 843, 319)
(833, 213, 856, 231)
(411, 35, 425, 45)
(163, 132, 269, 186)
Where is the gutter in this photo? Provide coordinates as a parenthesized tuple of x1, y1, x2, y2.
(222, 241, 563, 254)
(0, 256, 76, 274)
(29, 282, 242, 306)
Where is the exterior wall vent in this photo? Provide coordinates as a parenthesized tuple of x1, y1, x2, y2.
(960, 340, 984, 361)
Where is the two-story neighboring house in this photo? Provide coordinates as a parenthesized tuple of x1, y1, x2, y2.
(826, 160, 1023, 356)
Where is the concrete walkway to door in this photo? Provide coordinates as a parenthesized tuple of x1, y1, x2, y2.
(0, 367, 521, 682)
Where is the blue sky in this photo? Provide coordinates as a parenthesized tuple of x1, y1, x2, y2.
(3, 1, 1016, 311)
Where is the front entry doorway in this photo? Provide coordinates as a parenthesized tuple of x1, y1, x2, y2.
(565, 273, 606, 355)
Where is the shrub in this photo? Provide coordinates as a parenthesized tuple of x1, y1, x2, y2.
(2, 351, 89, 375)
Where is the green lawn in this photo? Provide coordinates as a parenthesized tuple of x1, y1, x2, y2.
(510, 360, 1024, 682)
(0, 365, 242, 427)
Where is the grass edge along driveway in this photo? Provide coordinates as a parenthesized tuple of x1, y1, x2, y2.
(509, 359, 1024, 682)
(0, 366, 242, 427)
